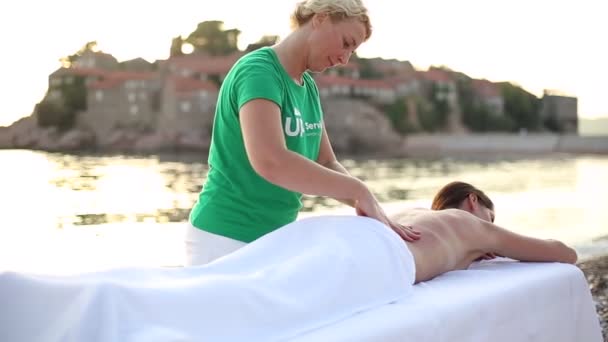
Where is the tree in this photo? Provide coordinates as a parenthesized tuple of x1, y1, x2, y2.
(185, 21, 241, 56)
(170, 36, 184, 57)
(35, 100, 75, 131)
(245, 35, 279, 52)
(501, 82, 542, 132)
(355, 57, 383, 79)
(59, 41, 98, 68)
(456, 76, 517, 132)
(423, 83, 449, 131)
(462, 104, 514, 132)
(383, 97, 417, 134)
(36, 75, 87, 131)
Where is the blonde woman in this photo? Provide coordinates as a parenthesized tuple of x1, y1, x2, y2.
(185, 0, 420, 265)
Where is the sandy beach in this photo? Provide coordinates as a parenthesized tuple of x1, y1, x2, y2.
(579, 254, 608, 341)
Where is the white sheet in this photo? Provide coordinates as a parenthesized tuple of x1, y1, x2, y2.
(0, 215, 601, 342)
(291, 259, 603, 342)
(0, 216, 415, 342)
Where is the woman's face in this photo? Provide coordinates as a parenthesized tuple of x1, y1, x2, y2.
(459, 194, 496, 223)
(473, 205, 496, 223)
(307, 14, 366, 72)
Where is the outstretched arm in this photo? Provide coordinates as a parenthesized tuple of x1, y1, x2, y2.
(486, 222, 577, 264)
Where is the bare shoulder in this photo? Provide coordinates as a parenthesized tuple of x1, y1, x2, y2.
(393, 208, 489, 247)
(390, 208, 429, 223)
(392, 208, 484, 230)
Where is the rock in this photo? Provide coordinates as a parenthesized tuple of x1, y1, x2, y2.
(56, 130, 96, 150)
(133, 133, 166, 152)
(0, 127, 13, 148)
(579, 255, 608, 341)
(98, 130, 139, 151)
(322, 99, 402, 155)
(175, 130, 210, 151)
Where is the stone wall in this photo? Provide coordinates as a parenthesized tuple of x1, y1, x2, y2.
(402, 134, 608, 156)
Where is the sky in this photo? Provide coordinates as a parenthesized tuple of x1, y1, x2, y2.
(1, 0, 606, 127)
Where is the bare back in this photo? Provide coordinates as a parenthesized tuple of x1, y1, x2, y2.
(391, 208, 577, 283)
(391, 209, 488, 283)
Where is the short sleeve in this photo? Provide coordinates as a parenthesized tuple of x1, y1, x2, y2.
(232, 58, 284, 111)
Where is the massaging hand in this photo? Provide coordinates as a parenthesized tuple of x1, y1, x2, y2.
(355, 189, 421, 242)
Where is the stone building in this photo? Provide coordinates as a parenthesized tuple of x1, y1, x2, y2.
(541, 91, 578, 133)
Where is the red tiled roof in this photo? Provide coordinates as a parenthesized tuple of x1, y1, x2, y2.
(167, 53, 243, 75)
(168, 76, 218, 94)
(418, 69, 453, 83)
(314, 75, 395, 90)
(89, 71, 156, 89)
(314, 74, 356, 87)
(472, 79, 500, 98)
(384, 74, 418, 86)
(352, 78, 394, 89)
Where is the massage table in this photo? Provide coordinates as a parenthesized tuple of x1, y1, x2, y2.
(0, 216, 602, 341)
(292, 259, 603, 341)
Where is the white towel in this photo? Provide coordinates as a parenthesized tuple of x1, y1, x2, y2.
(0, 216, 415, 342)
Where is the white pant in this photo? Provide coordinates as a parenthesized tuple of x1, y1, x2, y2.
(184, 223, 247, 266)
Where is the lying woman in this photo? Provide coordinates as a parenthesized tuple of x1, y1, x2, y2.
(392, 181, 577, 283)
(0, 182, 577, 342)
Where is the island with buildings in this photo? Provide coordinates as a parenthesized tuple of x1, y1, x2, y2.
(1, 21, 601, 156)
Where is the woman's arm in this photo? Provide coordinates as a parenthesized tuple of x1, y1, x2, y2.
(240, 99, 367, 201)
(316, 125, 357, 207)
(240, 99, 420, 242)
(485, 222, 578, 264)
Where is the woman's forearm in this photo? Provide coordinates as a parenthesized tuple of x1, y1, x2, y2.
(254, 149, 366, 203)
(320, 160, 357, 207)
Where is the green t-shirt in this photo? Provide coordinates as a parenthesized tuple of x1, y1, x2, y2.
(189, 47, 324, 243)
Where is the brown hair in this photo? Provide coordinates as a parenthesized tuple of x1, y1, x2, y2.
(431, 181, 494, 211)
(290, 0, 372, 40)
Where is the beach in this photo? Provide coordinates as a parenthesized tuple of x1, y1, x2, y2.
(580, 254, 608, 341)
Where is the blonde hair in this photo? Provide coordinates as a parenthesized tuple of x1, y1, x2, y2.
(290, 0, 372, 40)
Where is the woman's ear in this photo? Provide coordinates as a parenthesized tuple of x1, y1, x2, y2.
(468, 193, 479, 210)
(312, 12, 329, 28)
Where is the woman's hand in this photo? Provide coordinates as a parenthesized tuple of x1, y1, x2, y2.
(354, 188, 421, 242)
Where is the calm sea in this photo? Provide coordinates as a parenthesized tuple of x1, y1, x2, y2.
(1, 149, 606, 273)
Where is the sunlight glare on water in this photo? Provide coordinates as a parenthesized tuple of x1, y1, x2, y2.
(0, 150, 606, 273)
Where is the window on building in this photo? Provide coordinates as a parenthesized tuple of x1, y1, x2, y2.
(130, 105, 139, 116)
(96, 90, 104, 102)
(128, 93, 136, 102)
(180, 101, 191, 113)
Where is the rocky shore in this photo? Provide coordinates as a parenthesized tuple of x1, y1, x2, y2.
(579, 254, 608, 341)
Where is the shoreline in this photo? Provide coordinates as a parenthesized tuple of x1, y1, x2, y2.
(2, 133, 608, 156)
(401, 133, 608, 156)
